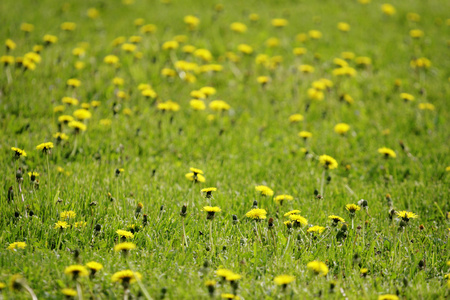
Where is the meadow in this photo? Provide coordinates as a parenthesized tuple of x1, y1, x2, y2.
(1, 0, 450, 299)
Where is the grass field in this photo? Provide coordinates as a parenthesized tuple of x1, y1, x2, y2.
(1, 0, 450, 299)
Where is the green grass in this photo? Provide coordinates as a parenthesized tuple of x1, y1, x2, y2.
(1, 0, 449, 299)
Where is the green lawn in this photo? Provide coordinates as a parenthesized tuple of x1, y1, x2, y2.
(1, 0, 449, 299)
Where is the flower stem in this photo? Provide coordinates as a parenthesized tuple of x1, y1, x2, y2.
(320, 170, 326, 196)
(209, 220, 214, 255)
(182, 218, 188, 248)
(76, 281, 83, 300)
(23, 283, 38, 300)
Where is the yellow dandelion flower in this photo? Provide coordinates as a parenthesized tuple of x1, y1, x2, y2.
(245, 208, 267, 220)
(62, 288, 77, 296)
(289, 215, 308, 226)
(185, 173, 206, 183)
(299, 64, 315, 73)
(328, 215, 345, 224)
(61, 22, 76, 31)
(141, 24, 157, 34)
(55, 221, 69, 229)
(274, 275, 295, 286)
(284, 210, 301, 217)
(104, 55, 119, 65)
(86, 262, 103, 271)
(378, 147, 396, 158)
(68, 121, 87, 132)
(271, 18, 288, 28)
(418, 103, 435, 111)
(307, 261, 328, 276)
(334, 123, 350, 135)
(60, 211, 76, 219)
(396, 211, 418, 221)
(255, 185, 274, 197)
(11, 147, 27, 158)
(378, 295, 399, 300)
(319, 155, 338, 170)
(7, 242, 27, 250)
(337, 22, 350, 32)
(400, 93, 414, 102)
(237, 44, 253, 55)
(64, 265, 89, 278)
(184, 15, 200, 30)
(345, 204, 361, 214)
(114, 242, 137, 252)
(209, 100, 231, 112)
(298, 131, 312, 139)
(307, 225, 326, 235)
(274, 195, 293, 205)
(73, 109, 91, 120)
(21, 23, 35, 32)
(36, 142, 54, 152)
(116, 230, 134, 239)
(162, 40, 179, 50)
(381, 4, 396, 16)
(230, 22, 247, 33)
(309, 30, 322, 39)
(111, 270, 142, 284)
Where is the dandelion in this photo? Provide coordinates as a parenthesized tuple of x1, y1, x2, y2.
(337, 22, 350, 32)
(319, 155, 338, 170)
(400, 93, 414, 102)
(289, 215, 308, 227)
(61, 22, 76, 31)
(141, 24, 157, 34)
(201, 187, 217, 198)
(307, 225, 326, 235)
(381, 4, 396, 16)
(299, 64, 315, 73)
(200, 86, 216, 97)
(293, 47, 307, 56)
(255, 185, 274, 197)
(221, 294, 239, 299)
(36, 142, 54, 153)
(104, 54, 119, 65)
(7, 242, 27, 250)
(116, 229, 134, 239)
(360, 268, 369, 277)
(209, 100, 231, 112)
(334, 123, 350, 135)
(346, 204, 361, 214)
(237, 44, 253, 55)
(328, 215, 345, 226)
(257, 76, 270, 86)
(74, 221, 87, 228)
(203, 206, 221, 220)
(410, 29, 424, 39)
(309, 30, 322, 39)
(68, 121, 87, 132)
(114, 242, 137, 253)
(271, 18, 288, 28)
(396, 211, 418, 222)
(21, 23, 35, 32)
(43, 34, 58, 45)
(274, 275, 295, 289)
(190, 100, 206, 111)
(53, 132, 69, 142)
(11, 147, 27, 158)
(112, 270, 142, 291)
(64, 265, 89, 280)
(55, 221, 69, 229)
(62, 288, 77, 298)
(73, 109, 91, 120)
(284, 210, 301, 217)
(184, 15, 200, 30)
(274, 195, 293, 206)
(162, 40, 179, 50)
(307, 260, 328, 276)
(378, 295, 399, 300)
(9, 274, 37, 299)
(86, 262, 103, 277)
(378, 147, 396, 158)
(418, 103, 435, 111)
(186, 172, 206, 183)
(205, 280, 216, 297)
(289, 114, 304, 123)
(60, 211, 76, 219)
(230, 22, 247, 33)
(66, 78, 81, 87)
(245, 208, 267, 220)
